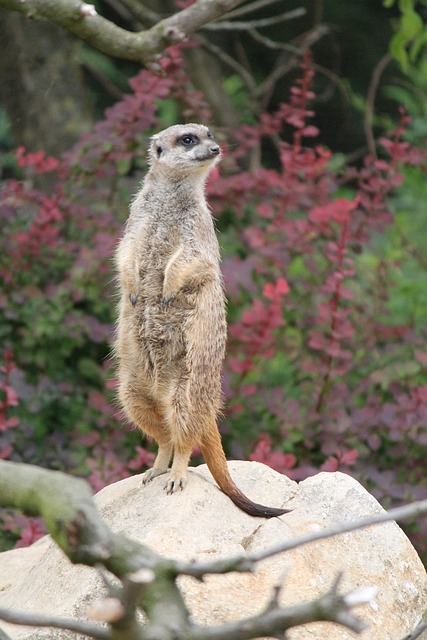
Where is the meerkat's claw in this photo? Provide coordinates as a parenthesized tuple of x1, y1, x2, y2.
(164, 477, 186, 494)
(161, 294, 175, 307)
(142, 467, 169, 485)
(129, 292, 139, 306)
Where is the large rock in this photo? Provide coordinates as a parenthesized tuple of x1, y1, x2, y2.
(0, 463, 426, 639)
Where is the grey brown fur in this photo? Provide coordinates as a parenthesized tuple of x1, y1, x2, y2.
(115, 123, 288, 518)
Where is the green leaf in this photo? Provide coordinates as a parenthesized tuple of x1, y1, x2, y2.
(409, 29, 427, 62)
(401, 10, 423, 39)
(117, 156, 131, 176)
(77, 358, 102, 384)
(399, 0, 414, 12)
(390, 32, 410, 71)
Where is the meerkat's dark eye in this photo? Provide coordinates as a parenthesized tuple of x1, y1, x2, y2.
(206, 130, 213, 139)
(179, 134, 199, 147)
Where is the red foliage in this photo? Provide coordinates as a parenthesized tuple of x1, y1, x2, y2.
(2, 512, 45, 548)
(2, 46, 427, 556)
(0, 349, 19, 436)
(249, 434, 296, 475)
(16, 147, 60, 173)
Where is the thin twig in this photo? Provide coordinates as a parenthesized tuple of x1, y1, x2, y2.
(0, 626, 12, 640)
(0, 608, 110, 640)
(118, 0, 163, 27)
(176, 498, 427, 577)
(253, 498, 427, 562)
(364, 53, 393, 158)
(198, 36, 259, 105)
(204, 8, 306, 30)
(402, 621, 427, 640)
(217, 0, 286, 21)
(249, 23, 330, 54)
(183, 575, 371, 639)
(249, 25, 330, 104)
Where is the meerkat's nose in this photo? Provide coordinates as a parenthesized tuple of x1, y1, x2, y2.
(210, 145, 221, 155)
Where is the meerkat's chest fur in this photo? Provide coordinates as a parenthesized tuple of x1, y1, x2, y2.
(115, 123, 225, 375)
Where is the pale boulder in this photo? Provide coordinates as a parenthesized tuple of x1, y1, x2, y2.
(0, 463, 425, 639)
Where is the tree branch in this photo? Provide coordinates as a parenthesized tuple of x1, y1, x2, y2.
(0, 461, 167, 575)
(0, 460, 191, 637)
(0, 0, 247, 64)
(216, 0, 285, 21)
(364, 52, 393, 158)
(176, 498, 427, 578)
(203, 7, 306, 30)
(0, 578, 377, 640)
(252, 498, 427, 563)
(182, 575, 374, 639)
(0, 461, 425, 639)
(0, 608, 110, 640)
(0, 626, 12, 640)
(402, 621, 427, 640)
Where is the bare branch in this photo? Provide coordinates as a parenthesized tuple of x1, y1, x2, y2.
(0, 626, 13, 640)
(402, 621, 427, 640)
(364, 53, 393, 158)
(198, 36, 259, 103)
(0, 607, 110, 640)
(0, 0, 247, 63)
(249, 22, 330, 55)
(204, 7, 306, 30)
(176, 498, 427, 578)
(217, 0, 286, 20)
(249, 24, 330, 105)
(182, 575, 372, 639)
(253, 498, 427, 562)
(106, 0, 162, 28)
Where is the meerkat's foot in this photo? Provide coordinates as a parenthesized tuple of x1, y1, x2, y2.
(164, 450, 191, 493)
(142, 466, 169, 485)
(142, 443, 173, 485)
(164, 476, 187, 494)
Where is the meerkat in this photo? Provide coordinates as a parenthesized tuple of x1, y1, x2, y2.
(115, 123, 288, 518)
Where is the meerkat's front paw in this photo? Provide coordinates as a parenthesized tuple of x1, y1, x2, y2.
(142, 466, 169, 485)
(161, 291, 176, 307)
(129, 291, 139, 306)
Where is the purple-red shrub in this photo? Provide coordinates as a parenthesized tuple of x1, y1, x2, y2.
(1, 48, 427, 555)
(216, 58, 427, 540)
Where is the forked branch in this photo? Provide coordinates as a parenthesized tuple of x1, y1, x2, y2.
(0, 0, 247, 65)
(0, 460, 426, 639)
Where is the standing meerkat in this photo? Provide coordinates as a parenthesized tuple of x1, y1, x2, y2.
(115, 123, 288, 518)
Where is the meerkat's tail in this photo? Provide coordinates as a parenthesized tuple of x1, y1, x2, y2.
(200, 426, 290, 518)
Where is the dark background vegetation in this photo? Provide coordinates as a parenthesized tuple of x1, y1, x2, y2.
(1, 0, 427, 561)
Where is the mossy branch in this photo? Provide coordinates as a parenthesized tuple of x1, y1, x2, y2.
(0, 460, 161, 573)
(0, 0, 246, 64)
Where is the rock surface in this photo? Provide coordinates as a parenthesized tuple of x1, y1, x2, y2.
(0, 462, 426, 639)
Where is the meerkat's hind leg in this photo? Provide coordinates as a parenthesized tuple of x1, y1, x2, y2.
(164, 446, 192, 494)
(142, 441, 173, 485)
(119, 385, 172, 485)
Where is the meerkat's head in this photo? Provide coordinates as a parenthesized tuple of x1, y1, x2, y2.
(148, 123, 221, 181)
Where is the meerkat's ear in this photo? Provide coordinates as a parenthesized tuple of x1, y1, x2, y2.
(149, 135, 163, 162)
